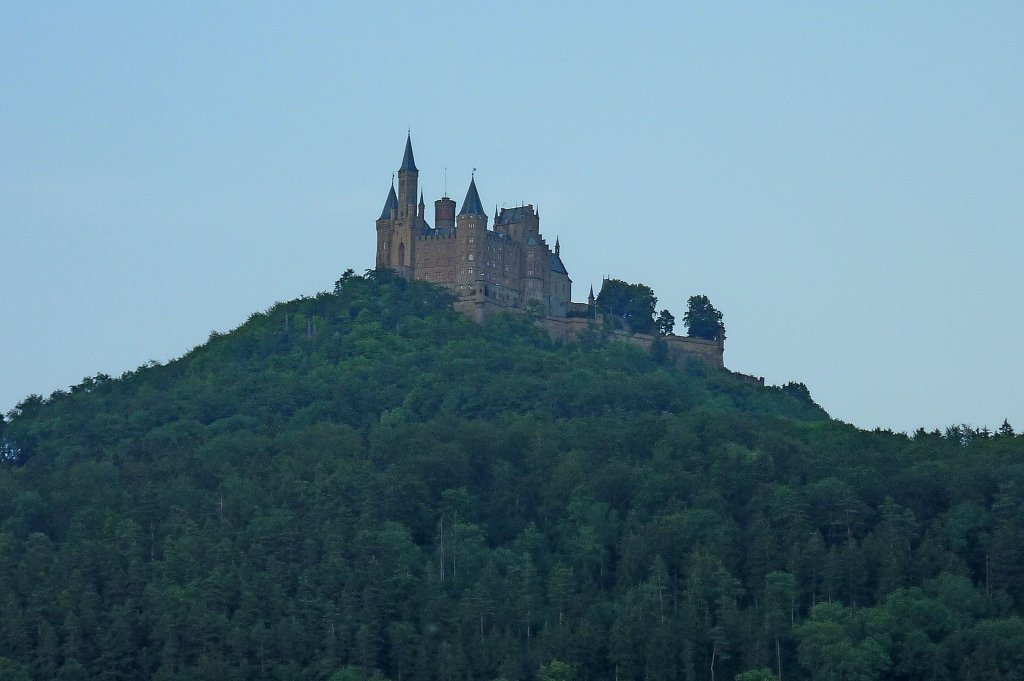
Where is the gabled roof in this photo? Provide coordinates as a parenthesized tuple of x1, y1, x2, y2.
(496, 206, 530, 226)
(399, 133, 418, 173)
(458, 177, 485, 217)
(551, 253, 568, 275)
(379, 182, 398, 220)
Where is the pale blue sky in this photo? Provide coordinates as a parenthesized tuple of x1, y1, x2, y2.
(3, 2, 1022, 433)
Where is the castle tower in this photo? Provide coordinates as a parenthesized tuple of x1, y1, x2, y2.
(435, 195, 456, 232)
(397, 133, 418, 217)
(375, 178, 399, 268)
(456, 175, 488, 294)
(375, 135, 422, 278)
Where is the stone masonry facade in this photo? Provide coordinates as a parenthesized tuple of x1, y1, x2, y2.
(373, 135, 732, 371)
(375, 135, 571, 318)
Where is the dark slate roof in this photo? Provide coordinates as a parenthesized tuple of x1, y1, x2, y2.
(379, 183, 398, 219)
(551, 253, 568, 275)
(458, 177, 485, 216)
(496, 206, 529, 226)
(399, 134, 418, 173)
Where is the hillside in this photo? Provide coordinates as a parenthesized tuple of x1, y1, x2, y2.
(1, 269, 1023, 681)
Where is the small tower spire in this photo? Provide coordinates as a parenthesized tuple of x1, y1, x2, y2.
(379, 177, 398, 220)
(555, 236, 560, 256)
(588, 285, 596, 305)
(458, 175, 485, 216)
(397, 133, 419, 211)
(400, 132, 418, 172)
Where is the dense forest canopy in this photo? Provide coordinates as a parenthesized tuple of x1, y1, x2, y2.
(1, 269, 1023, 681)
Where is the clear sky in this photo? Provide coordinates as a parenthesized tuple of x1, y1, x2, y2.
(3, 3, 1022, 433)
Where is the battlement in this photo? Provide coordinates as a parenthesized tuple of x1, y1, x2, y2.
(417, 232, 457, 242)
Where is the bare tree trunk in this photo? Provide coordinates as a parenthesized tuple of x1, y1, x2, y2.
(438, 517, 444, 583)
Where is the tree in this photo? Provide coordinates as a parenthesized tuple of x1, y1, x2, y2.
(334, 269, 357, 293)
(596, 279, 657, 333)
(683, 295, 724, 341)
(539, 660, 574, 681)
(735, 670, 778, 681)
(795, 604, 890, 681)
(655, 310, 675, 336)
(764, 572, 796, 681)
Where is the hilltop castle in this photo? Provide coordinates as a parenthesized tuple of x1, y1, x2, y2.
(375, 135, 582, 320)
(372, 135, 736, 372)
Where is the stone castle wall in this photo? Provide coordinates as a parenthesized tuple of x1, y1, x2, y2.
(541, 316, 725, 368)
(455, 295, 726, 368)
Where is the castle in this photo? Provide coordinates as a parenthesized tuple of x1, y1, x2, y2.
(373, 135, 738, 373)
(375, 134, 581, 321)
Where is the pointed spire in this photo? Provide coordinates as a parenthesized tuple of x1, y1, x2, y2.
(458, 175, 485, 216)
(588, 285, 596, 304)
(418, 191, 425, 207)
(379, 178, 398, 220)
(555, 236, 560, 255)
(399, 132, 418, 172)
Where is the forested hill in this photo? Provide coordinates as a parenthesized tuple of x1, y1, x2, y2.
(2, 270, 1023, 681)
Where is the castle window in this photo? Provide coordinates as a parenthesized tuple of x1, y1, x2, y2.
(398, 242, 406, 267)
(468, 253, 473, 261)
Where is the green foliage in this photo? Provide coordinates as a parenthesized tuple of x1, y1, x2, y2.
(655, 309, 675, 336)
(684, 294, 725, 340)
(0, 270, 1022, 680)
(538, 660, 574, 681)
(735, 670, 778, 681)
(0, 657, 31, 681)
(596, 278, 657, 333)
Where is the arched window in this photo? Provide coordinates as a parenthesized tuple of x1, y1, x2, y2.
(398, 242, 406, 267)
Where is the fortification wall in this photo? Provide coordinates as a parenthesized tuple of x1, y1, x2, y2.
(454, 296, 725, 368)
(540, 316, 725, 368)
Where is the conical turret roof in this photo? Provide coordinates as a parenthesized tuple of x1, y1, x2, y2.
(399, 133, 417, 172)
(379, 181, 398, 220)
(458, 176, 485, 217)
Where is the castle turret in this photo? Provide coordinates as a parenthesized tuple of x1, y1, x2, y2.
(375, 179, 399, 268)
(435, 195, 456, 232)
(456, 175, 488, 294)
(397, 133, 418, 216)
(379, 180, 398, 220)
(418, 191, 425, 220)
